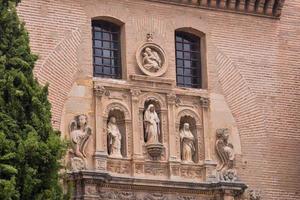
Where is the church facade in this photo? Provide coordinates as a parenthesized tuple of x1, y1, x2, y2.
(17, 0, 300, 199)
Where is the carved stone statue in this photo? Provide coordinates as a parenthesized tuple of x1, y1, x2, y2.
(69, 114, 92, 170)
(142, 47, 162, 72)
(144, 104, 160, 144)
(107, 116, 122, 158)
(180, 123, 195, 163)
(215, 128, 237, 181)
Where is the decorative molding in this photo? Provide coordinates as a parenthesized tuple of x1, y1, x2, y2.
(146, 0, 285, 18)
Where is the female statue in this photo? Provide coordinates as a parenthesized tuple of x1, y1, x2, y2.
(180, 123, 195, 163)
(107, 116, 122, 158)
(144, 104, 160, 144)
(142, 47, 162, 72)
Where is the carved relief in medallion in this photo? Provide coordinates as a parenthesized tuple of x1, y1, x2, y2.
(136, 35, 167, 77)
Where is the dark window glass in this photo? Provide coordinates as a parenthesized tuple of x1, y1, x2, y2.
(92, 20, 121, 79)
(175, 31, 202, 88)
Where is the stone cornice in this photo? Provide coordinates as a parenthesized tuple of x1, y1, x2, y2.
(68, 170, 247, 194)
(146, 0, 285, 19)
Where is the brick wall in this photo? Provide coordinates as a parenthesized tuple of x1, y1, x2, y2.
(17, 0, 300, 199)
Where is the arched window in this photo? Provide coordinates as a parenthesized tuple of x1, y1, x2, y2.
(92, 20, 122, 79)
(175, 31, 202, 88)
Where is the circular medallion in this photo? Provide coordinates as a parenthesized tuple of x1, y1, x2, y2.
(136, 42, 167, 77)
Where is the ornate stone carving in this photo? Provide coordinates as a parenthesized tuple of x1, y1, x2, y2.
(144, 193, 168, 200)
(180, 123, 195, 163)
(142, 47, 162, 72)
(215, 128, 237, 181)
(199, 97, 210, 108)
(136, 40, 167, 77)
(147, 32, 153, 42)
(177, 196, 196, 200)
(85, 184, 98, 195)
(144, 163, 167, 176)
(107, 116, 122, 158)
(248, 190, 261, 200)
(180, 165, 202, 179)
(107, 161, 130, 174)
(99, 191, 138, 200)
(94, 85, 109, 97)
(69, 114, 92, 170)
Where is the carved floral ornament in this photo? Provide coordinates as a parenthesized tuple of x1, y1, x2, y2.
(136, 35, 167, 77)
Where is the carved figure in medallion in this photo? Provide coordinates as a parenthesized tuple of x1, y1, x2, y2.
(142, 47, 162, 72)
(180, 123, 195, 163)
(144, 104, 160, 144)
(69, 114, 92, 170)
(215, 128, 237, 181)
(107, 116, 122, 158)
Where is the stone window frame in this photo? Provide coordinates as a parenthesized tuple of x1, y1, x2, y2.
(91, 17, 126, 80)
(175, 28, 207, 89)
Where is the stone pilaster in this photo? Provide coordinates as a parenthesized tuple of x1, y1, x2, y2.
(167, 92, 177, 161)
(130, 89, 143, 159)
(93, 85, 108, 171)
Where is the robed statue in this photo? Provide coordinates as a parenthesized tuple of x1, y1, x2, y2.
(107, 116, 122, 158)
(180, 123, 195, 163)
(142, 47, 162, 72)
(144, 104, 161, 144)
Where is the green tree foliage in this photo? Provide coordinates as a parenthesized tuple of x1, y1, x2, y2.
(0, 0, 67, 199)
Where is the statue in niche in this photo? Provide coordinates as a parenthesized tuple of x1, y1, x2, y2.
(107, 116, 122, 158)
(180, 123, 195, 163)
(215, 128, 237, 181)
(142, 47, 162, 72)
(69, 114, 92, 170)
(144, 104, 161, 144)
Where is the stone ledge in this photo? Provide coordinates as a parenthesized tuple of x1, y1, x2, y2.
(67, 170, 247, 193)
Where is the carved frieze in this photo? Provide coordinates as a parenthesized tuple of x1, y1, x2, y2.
(98, 191, 138, 200)
(144, 162, 168, 176)
(180, 165, 202, 179)
(107, 159, 131, 174)
(144, 193, 168, 200)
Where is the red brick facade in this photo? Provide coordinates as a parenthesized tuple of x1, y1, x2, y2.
(17, 0, 300, 199)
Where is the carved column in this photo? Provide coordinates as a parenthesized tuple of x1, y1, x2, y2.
(94, 85, 108, 171)
(200, 96, 217, 180)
